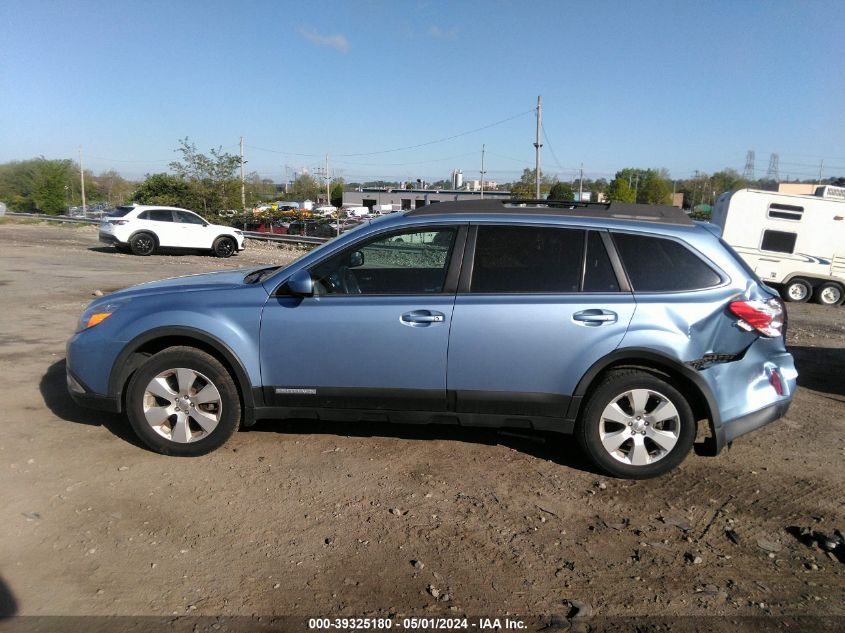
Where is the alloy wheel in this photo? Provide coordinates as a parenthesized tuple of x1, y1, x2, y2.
(142, 368, 222, 443)
(598, 388, 681, 466)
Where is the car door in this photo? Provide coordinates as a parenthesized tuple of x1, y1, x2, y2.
(259, 225, 466, 414)
(447, 225, 635, 421)
(174, 210, 211, 248)
(143, 209, 177, 246)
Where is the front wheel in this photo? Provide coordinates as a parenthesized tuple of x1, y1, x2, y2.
(125, 347, 242, 456)
(212, 236, 236, 258)
(783, 278, 811, 303)
(576, 369, 696, 479)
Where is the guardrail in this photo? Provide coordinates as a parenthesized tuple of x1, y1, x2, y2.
(5, 212, 329, 246)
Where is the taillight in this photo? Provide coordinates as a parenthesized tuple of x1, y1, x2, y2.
(110, 219, 129, 225)
(728, 298, 785, 338)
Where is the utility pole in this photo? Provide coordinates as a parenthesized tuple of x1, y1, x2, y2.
(325, 154, 331, 205)
(534, 95, 542, 199)
(634, 172, 640, 201)
(79, 145, 86, 214)
(818, 159, 825, 185)
(240, 136, 246, 212)
(480, 144, 486, 200)
(579, 163, 584, 201)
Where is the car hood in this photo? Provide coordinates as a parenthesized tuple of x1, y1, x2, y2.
(104, 267, 269, 300)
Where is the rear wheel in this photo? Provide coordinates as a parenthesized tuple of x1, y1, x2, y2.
(129, 232, 156, 256)
(125, 347, 241, 456)
(783, 278, 811, 303)
(212, 236, 236, 258)
(576, 369, 696, 479)
(814, 282, 844, 306)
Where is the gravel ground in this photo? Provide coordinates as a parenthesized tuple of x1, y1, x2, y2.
(0, 222, 842, 630)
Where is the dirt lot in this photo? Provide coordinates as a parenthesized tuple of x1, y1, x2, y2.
(0, 222, 843, 628)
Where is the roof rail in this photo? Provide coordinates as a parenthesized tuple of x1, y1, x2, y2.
(406, 198, 692, 225)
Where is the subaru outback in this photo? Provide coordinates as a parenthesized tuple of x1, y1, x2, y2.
(67, 200, 796, 478)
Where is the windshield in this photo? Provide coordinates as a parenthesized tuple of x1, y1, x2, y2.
(108, 206, 134, 218)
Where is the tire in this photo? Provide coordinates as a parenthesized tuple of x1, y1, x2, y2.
(129, 232, 156, 256)
(783, 278, 811, 303)
(125, 347, 242, 456)
(813, 282, 844, 307)
(212, 236, 236, 258)
(575, 369, 696, 479)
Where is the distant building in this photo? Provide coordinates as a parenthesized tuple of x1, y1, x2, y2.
(464, 179, 499, 191)
(342, 188, 511, 211)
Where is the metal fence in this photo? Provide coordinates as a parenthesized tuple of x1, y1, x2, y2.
(5, 212, 328, 246)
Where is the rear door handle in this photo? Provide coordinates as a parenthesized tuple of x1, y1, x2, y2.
(572, 309, 618, 326)
(401, 310, 445, 327)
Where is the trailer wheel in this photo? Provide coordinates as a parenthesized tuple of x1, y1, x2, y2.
(814, 282, 844, 307)
(783, 278, 812, 303)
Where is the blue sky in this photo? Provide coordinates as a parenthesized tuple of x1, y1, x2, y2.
(2, 0, 843, 184)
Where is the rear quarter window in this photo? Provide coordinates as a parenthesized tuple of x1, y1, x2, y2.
(613, 233, 721, 292)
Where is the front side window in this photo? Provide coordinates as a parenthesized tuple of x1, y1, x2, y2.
(310, 228, 457, 295)
(175, 210, 205, 225)
(471, 226, 585, 293)
(613, 233, 722, 292)
(761, 230, 797, 254)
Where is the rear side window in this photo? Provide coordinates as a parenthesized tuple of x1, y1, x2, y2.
(146, 210, 174, 222)
(471, 226, 584, 293)
(761, 230, 797, 254)
(613, 233, 721, 292)
(583, 231, 620, 292)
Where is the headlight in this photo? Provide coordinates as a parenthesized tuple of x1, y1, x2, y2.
(77, 299, 130, 332)
(234, 230, 243, 235)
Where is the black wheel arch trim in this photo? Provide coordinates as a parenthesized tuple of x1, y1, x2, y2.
(570, 347, 725, 453)
(128, 230, 159, 247)
(107, 326, 259, 423)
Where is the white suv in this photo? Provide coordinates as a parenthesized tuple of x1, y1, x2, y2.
(99, 205, 245, 257)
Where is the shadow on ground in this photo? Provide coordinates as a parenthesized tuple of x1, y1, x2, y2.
(39, 359, 144, 449)
(790, 345, 845, 397)
(0, 576, 17, 617)
(248, 417, 599, 474)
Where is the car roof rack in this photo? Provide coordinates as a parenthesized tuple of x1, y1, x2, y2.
(406, 198, 693, 225)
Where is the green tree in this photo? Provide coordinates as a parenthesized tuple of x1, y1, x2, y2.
(605, 176, 636, 203)
(548, 181, 574, 201)
(134, 173, 196, 208)
(637, 170, 671, 205)
(330, 179, 345, 207)
(510, 168, 555, 198)
(289, 173, 321, 201)
(168, 137, 241, 215)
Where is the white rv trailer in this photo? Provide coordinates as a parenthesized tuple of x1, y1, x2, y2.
(712, 187, 845, 306)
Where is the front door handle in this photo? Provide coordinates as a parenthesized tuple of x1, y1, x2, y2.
(572, 309, 618, 326)
(401, 310, 445, 327)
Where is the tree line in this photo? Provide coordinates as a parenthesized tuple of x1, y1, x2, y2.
(1, 141, 841, 217)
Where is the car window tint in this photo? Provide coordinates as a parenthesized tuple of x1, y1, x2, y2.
(175, 210, 205, 225)
(137, 211, 150, 220)
(108, 206, 134, 218)
(471, 226, 584, 293)
(148, 210, 173, 222)
(311, 228, 456, 295)
(613, 233, 721, 291)
(583, 231, 620, 292)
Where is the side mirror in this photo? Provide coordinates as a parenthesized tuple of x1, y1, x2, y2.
(349, 250, 364, 268)
(286, 269, 314, 296)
